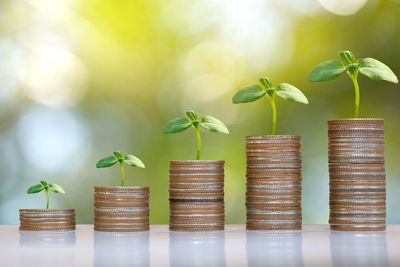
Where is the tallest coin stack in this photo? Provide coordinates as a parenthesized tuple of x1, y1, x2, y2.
(328, 119, 386, 231)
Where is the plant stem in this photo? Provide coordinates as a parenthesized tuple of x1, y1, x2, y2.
(45, 190, 49, 209)
(270, 96, 277, 135)
(195, 127, 201, 160)
(120, 163, 125, 186)
(351, 72, 360, 118)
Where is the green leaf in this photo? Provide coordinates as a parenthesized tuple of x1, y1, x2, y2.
(96, 155, 118, 168)
(276, 83, 309, 104)
(266, 88, 275, 98)
(186, 110, 198, 121)
(48, 184, 65, 194)
(359, 58, 398, 84)
(307, 59, 346, 82)
(113, 151, 122, 158)
(259, 77, 273, 89)
(200, 116, 229, 134)
(338, 50, 355, 64)
(124, 154, 145, 168)
(162, 117, 192, 133)
(192, 120, 200, 128)
(347, 63, 358, 76)
(27, 184, 44, 194)
(232, 85, 266, 103)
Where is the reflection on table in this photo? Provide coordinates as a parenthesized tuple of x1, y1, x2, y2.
(19, 230, 76, 266)
(169, 230, 225, 267)
(1, 225, 397, 267)
(330, 230, 389, 267)
(246, 230, 304, 267)
(94, 230, 150, 267)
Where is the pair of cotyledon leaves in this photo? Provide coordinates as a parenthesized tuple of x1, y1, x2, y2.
(27, 180, 65, 194)
(96, 151, 145, 169)
(307, 50, 398, 84)
(162, 110, 229, 135)
(232, 77, 309, 105)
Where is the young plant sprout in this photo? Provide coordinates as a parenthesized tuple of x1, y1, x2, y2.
(96, 151, 145, 186)
(232, 77, 308, 135)
(162, 110, 229, 160)
(307, 50, 398, 118)
(27, 180, 65, 209)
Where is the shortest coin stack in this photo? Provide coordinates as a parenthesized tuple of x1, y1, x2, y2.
(169, 160, 225, 231)
(246, 135, 302, 231)
(19, 209, 76, 231)
(94, 186, 149, 232)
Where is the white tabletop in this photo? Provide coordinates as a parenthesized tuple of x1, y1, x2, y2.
(0, 224, 399, 267)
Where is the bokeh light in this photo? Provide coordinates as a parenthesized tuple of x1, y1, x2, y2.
(21, 44, 88, 108)
(318, 0, 368, 16)
(16, 106, 89, 172)
(0, 39, 22, 113)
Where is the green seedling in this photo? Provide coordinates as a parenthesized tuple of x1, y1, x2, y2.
(96, 151, 145, 186)
(162, 110, 229, 160)
(307, 50, 398, 118)
(27, 180, 65, 209)
(232, 77, 308, 135)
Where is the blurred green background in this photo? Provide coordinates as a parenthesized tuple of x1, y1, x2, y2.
(0, 0, 399, 224)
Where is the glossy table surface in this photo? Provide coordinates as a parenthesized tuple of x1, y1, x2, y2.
(0, 224, 399, 267)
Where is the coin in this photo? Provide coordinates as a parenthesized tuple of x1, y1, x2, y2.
(169, 202, 224, 209)
(169, 223, 224, 232)
(94, 224, 149, 232)
(170, 160, 224, 166)
(330, 225, 385, 231)
(20, 226, 76, 231)
(95, 186, 149, 194)
(170, 209, 224, 215)
(246, 222, 302, 231)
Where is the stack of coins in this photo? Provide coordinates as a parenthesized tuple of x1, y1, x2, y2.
(246, 135, 302, 230)
(94, 186, 149, 232)
(328, 119, 386, 231)
(19, 209, 75, 231)
(169, 160, 225, 231)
